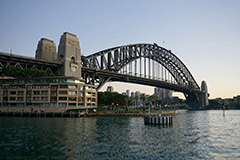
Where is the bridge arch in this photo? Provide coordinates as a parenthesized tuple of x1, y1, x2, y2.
(82, 43, 200, 91)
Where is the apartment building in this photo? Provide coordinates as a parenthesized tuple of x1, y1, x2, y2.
(0, 76, 97, 109)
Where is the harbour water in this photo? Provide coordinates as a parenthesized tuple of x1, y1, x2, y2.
(0, 110, 240, 159)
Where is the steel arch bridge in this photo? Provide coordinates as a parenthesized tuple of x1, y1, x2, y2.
(81, 43, 205, 108)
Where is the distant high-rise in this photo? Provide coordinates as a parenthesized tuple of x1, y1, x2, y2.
(107, 86, 114, 92)
(126, 89, 129, 97)
(35, 38, 57, 61)
(201, 81, 209, 106)
(154, 87, 172, 99)
(135, 91, 140, 98)
(131, 92, 135, 97)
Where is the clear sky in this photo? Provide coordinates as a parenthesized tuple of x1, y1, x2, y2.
(0, 0, 240, 99)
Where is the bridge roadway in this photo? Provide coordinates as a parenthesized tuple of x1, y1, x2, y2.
(0, 52, 61, 73)
(81, 67, 202, 94)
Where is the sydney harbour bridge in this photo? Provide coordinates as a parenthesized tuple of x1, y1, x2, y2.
(81, 43, 208, 109)
(0, 34, 209, 109)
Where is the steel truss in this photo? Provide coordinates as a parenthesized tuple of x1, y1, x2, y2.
(0, 52, 61, 75)
(82, 43, 199, 90)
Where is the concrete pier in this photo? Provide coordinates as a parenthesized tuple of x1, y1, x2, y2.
(0, 111, 86, 118)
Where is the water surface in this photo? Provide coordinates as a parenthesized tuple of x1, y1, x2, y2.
(0, 110, 239, 159)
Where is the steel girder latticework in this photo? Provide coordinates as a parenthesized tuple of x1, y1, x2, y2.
(82, 43, 202, 108)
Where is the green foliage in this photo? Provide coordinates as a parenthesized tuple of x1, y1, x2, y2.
(1, 65, 55, 78)
(98, 91, 131, 108)
(205, 99, 221, 109)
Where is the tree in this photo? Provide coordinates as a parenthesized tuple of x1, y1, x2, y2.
(98, 91, 130, 109)
(148, 94, 160, 110)
(1, 65, 55, 78)
(140, 93, 147, 111)
(148, 95, 155, 110)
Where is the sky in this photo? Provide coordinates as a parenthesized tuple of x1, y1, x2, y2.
(0, 0, 240, 99)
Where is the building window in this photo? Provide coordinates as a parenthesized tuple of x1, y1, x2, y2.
(42, 91, 48, 95)
(59, 79, 67, 83)
(17, 97, 24, 101)
(18, 91, 24, 95)
(71, 56, 75, 63)
(59, 91, 67, 94)
(78, 97, 83, 102)
(69, 97, 76, 101)
(26, 91, 31, 96)
(51, 91, 57, 96)
(69, 103, 76, 107)
(78, 92, 83, 96)
(78, 103, 84, 107)
(42, 85, 49, 89)
(10, 91, 16, 95)
(33, 97, 40, 101)
(86, 92, 91, 96)
(68, 91, 76, 96)
(60, 85, 68, 88)
(51, 85, 58, 89)
(27, 85, 32, 90)
(67, 79, 75, 83)
(59, 97, 67, 101)
(33, 85, 41, 89)
(17, 103, 24, 106)
(40, 80, 48, 83)
(4, 86, 9, 90)
(10, 85, 17, 89)
(87, 98, 91, 102)
(19, 85, 25, 89)
(50, 97, 57, 102)
(41, 97, 48, 101)
(68, 85, 77, 89)
(33, 91, 40, 95)
(10, 97, 16, 101)
(59, 103, 67, 107)
(78, 86, 83, 90)
(26, 97, 31, 102)
(87, 103, 91, 107)
(50, 103, 57, 107)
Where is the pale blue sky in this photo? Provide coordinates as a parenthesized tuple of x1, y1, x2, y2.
(0, 0, 240, 99)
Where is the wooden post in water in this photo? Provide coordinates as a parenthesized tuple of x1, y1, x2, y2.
(223, 105, 226, 116)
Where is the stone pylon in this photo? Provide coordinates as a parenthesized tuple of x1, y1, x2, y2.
(57, 32, 81, 78)
(35, 38, 57, 61)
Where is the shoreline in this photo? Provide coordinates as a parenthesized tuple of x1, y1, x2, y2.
(0, 110, 177, 117)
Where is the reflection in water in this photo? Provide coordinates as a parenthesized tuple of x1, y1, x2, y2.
(0, 110, 240, 159)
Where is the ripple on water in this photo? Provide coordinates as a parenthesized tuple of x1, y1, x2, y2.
(0, 111, 240, 159)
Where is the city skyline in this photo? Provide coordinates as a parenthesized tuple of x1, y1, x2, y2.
(0, 0, 240, 99)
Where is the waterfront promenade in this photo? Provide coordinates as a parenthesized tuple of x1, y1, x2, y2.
(0, 107, 177, 117)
